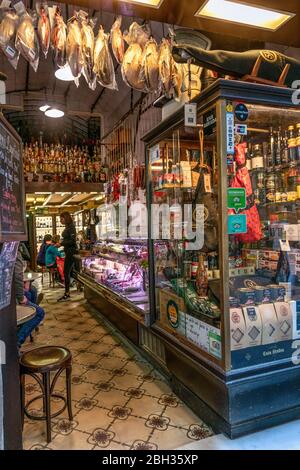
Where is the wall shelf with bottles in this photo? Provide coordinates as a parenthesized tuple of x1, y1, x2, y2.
(24, 141, 109, 184)
(143, 79, 300, 438)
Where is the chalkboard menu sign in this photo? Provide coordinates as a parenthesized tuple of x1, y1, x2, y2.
(0, 115, 26, 241)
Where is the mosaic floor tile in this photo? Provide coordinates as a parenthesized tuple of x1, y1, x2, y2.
(22, 284, 212, 450)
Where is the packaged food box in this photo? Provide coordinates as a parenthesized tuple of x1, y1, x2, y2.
(230, 308, 247, 350)
(258, 303, 280, 345)
(274, 302, 293, 342)
(243, 306, 262, 347)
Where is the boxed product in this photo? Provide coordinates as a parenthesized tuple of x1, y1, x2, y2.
(159, 289, 186, 335)
(237, 288, 256, 306)
(258, 303, 280, 345)
(230, 308, 247, 350)
(253, 286, 272, 304)
(289, 300, 300, 340)
(274, 302, 293, 342)
(243, 306, 262, 347)
(268, 285, 286, 302)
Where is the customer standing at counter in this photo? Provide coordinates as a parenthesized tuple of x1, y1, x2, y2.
(58, 211, 77, 302)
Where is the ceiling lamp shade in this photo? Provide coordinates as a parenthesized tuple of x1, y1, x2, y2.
(45, 107, 64, 118)
(39, 104, 50, 112)
(120, 0, 164, 8)
(195, 0, 294, 31)
(55, 65, 74, 81)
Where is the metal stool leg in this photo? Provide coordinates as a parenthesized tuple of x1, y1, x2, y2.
(44, 372, 51, 443)
(66, 366, 73, 421)
(20, 374, 25, 429)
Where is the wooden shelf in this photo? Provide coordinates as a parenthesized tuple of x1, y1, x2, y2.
(25, 182, 104, 193)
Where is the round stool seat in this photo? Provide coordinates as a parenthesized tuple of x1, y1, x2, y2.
(20, 346, 71, 373)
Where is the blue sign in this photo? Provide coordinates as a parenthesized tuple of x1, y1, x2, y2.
(235, 103, 249, 122)
(228, 214, 247, 235)
(231, 339, 300, 369)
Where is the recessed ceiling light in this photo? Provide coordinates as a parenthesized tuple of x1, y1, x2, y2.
(195, 0, 294, 31)
(39, 104, 50, 112)
(55, 65, 74, 81)
(120, 0, 164, 8)
(45, 108, 64, 118)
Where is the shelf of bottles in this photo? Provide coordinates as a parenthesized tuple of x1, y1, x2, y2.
(225, 103, 300, 370)
(55, 213, 84, 238)
(246, 123, 300, 207)
(35, 216, 54, 251)
(24, 141, 109, 184)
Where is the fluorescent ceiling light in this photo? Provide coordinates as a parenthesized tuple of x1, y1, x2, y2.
(120, 0, 164, 8)
(55, 65, 74, 81)
(39, 104, 50, 112)
(45, 108, 64, 118)
(195, 0, 294, 31)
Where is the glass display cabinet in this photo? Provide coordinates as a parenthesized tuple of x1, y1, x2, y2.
(78, 204, 150, 344)
(144, 79, 300, 437)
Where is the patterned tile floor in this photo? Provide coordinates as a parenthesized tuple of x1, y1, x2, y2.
(22, 286, 213, 450)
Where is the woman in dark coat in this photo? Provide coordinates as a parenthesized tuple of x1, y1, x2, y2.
(58, 211, 77, 301)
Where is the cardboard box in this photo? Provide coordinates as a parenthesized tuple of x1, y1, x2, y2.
(243, 306, 262, 347)
(258, 303, 280, 345)
(274, 302, 293, 342)
(159, 289, 186, 335)
(230, 308, 247, 350)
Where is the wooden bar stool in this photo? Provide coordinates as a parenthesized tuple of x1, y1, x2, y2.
(20, 346, 73, 443)
(48, 267, 57, 288)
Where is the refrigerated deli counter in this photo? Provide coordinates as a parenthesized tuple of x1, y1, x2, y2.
(80, 80, 300, 438)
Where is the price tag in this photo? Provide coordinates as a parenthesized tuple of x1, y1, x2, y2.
(227, 188, 246, 213)
(184, 103, 197, 127)
(226, 112, 235, 155)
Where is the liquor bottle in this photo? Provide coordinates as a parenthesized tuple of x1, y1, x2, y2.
(275, 128, 282, 166)
(288, 125, 297, 163)
(268, 127, 275, 167)
(196, 254, 208, 297)
(191, 252, 198, 280)
(281, 130, 289, 165)
(296, 123, 300, 161)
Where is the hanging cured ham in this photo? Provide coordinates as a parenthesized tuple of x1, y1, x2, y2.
(141, 38, 159, 91)
(110, 16, 124, 64)
(51, 7, 67, 68)
(37, 3, 50, 57)
(0, 9, 19, 69)
(66, 17, 84, 80)
(122, 44, 146, 91)
(94, 26, 117, 90)
(81, 15, 96, 90)
(229, 142, 262, 243)
(159, 38, 173, 96)
(15, 11, 39, 71)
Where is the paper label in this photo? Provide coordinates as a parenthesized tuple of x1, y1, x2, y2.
(226, 112, 235, 154)
(203, 173, 212, 193)
(228, 214, 247, 235)
(150, 144, 160, 163)
(14, 1, 26, 14)
(227, 188, 246, 213)
(280, 239, 291, 252)
(184, 103, 197, 127)
(235, 124, 247, 135)
(0, 0, 11, 9)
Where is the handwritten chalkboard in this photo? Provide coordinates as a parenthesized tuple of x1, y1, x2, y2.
(0, 115, 26, 241)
